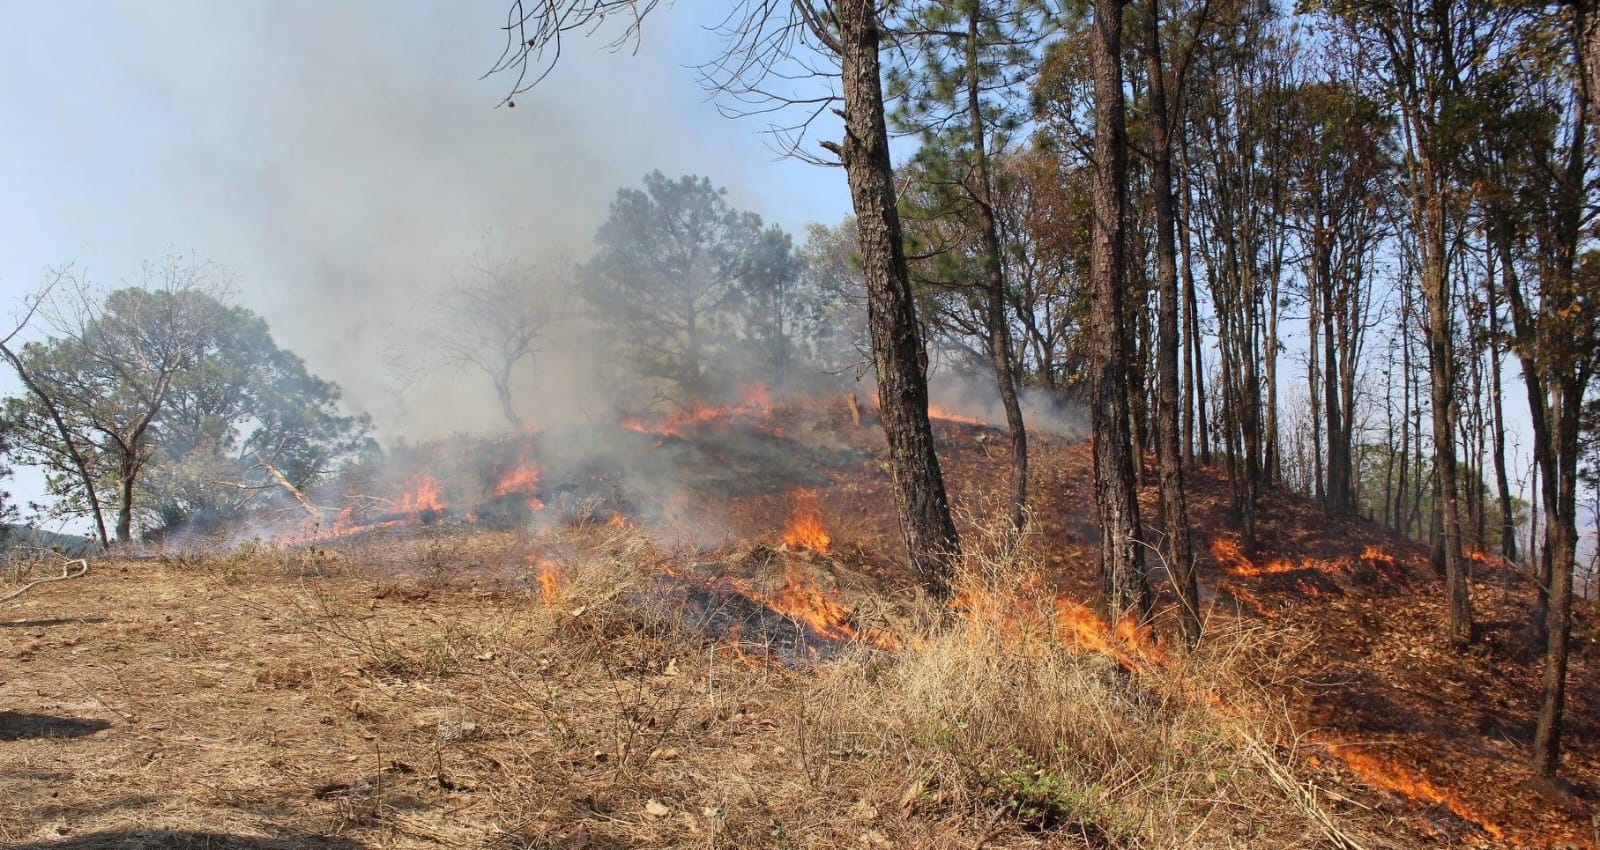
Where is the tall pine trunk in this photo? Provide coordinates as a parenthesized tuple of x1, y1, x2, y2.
(1090, 0, 1150, 620)
(835, 0, 961, 600)
(1143, 0, 1200, 643)
(965, 5, 1028, 536)
(1419, 180, 1474, 647)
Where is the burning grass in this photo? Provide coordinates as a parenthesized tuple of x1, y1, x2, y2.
(0, 523, 1390, 849)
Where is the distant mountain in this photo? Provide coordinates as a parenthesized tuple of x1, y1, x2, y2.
(1, 525, 94, 555)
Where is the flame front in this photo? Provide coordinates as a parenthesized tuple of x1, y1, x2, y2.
(619, 384, 778, 439)
(771, 563, 853, 642)
(1212, 536, 1353, 579)
(927, 404, 986, 426)
(1324, 742, 1504, 840)
(1360, 545, 1396, 566)
(780, 489, 831, 552)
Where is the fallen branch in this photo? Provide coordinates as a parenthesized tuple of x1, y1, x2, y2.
(1247, 738, 1370, 850)
(1, 558, 90, 604)
(844, 393, 862, 428)
(253, 451, 323, 519)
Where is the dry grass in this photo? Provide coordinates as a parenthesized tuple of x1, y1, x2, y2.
(0, 524, 1395, 849)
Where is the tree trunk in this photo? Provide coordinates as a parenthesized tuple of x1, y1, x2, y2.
(965, 5, 1028, 536)
(684, 298, 703, 403)
(1395, 287, 1411, 535)
(1090, 0, 1150, 621)
(1144, 0, 1200, 643)
(0, 343, 111, 551)
(116, 453, 136, 546)
(1420, 184, 1474, 647)
(835, 0, 960, 600)
(1577, 0, 1600, 138)
(495, 372, 524, 431)
(1529, 67, 1588, 775)
(1309, 237, 1326, 504)
(1178, 132, 1210, 466)
(1532, 377, 1581, 776)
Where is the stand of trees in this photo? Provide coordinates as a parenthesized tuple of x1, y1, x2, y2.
(0, 258, 374, 548)
(491, 0, 1599, 780)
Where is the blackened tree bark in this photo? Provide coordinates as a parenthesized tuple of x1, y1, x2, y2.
(834, 0, 961, 599)
(1141, 0, 1201, 643)
(1090, 0, 1150, 620)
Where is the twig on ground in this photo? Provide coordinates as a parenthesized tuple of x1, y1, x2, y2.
(1, 557, 89, 604)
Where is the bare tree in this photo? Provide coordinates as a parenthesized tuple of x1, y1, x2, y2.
(426, 256, 562, 431)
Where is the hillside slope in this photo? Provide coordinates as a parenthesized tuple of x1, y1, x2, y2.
(1, 397, 1594, 848)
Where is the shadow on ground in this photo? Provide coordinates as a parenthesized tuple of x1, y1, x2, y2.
(1, 617, 108, 629)
(6, 831, 365, 850)
(0, 712, 111, 741)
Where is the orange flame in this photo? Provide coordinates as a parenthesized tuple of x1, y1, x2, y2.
(622, 386, 778, 439)
(1054, 599, 1164, 664)
(527, 556, 560, 602)
(1360, 546, 1396, 567)
(927, 404, 986, 426)
(780, 490, 831, 552)
(396, 474, 444, 514)
(770, 563, 853, 642)
(1210, 537, 1300, 576)
(494, 459, 541, 497)
(494, 457, 545, 512)
(1323, 743, 1504, 840)
(740, 382, 772, 410)
(704, 559, 900, 653)
(1211, 537, 1353, 579)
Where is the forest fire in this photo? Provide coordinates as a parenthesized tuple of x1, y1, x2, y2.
(779, 489, 831, 552)
(739, 381, 772, 410)
(395, 474, 445, 516)
(1054, 599, 1164, 665)
(768, 563, 858, 644)
(622, 385, 778, 439)
(494, 458, 545, 512)
(1210, 537, 1296, 576)
(927, 404, 986, 426)
(528, 557, 560, 602)
(1322, 742, 1505, 840)
(1360, 546, 1397, 567)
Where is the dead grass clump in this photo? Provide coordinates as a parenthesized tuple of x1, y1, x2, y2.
(780, 556, 1377, 849)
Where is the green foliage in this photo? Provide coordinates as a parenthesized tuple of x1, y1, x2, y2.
(2, 268, 374, 539)
(585, 171, 832, 401)
(0, 423, 14, 538)
(992, 758, 1114, 834)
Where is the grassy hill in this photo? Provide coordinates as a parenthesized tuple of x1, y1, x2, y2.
(0, 396, 1593, 849)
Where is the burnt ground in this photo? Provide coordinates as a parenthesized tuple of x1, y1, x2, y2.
(1, 395, 1596, 848)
